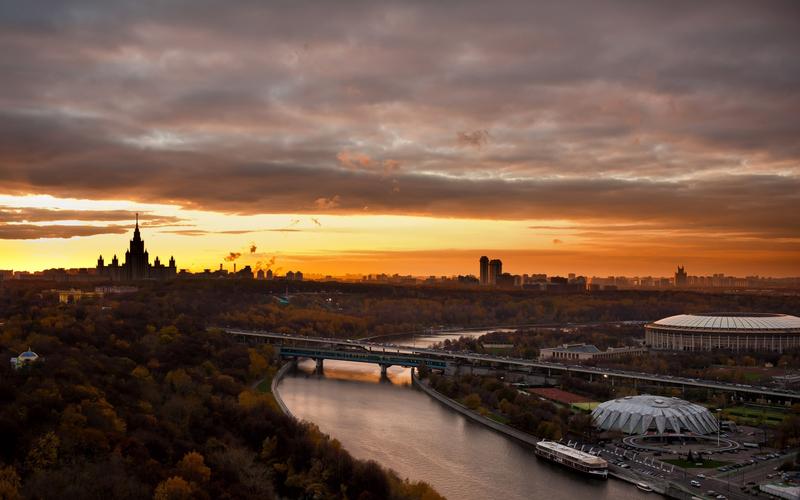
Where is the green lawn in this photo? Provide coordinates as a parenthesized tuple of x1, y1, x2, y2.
(663, 458, 731, 469)
(722, 405, 787, 426)
(571, 402, 600, 412)
(257, 379, 270, 393)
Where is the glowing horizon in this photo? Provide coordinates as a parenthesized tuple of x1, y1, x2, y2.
(1, 2, 798, 277)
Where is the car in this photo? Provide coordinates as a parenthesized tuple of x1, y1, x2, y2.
(716, 495, 727, 500)
(690, 480, 701, 487)
(696, 474, 706, 479)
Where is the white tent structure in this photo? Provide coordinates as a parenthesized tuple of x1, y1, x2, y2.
(591, 395, 718, 435)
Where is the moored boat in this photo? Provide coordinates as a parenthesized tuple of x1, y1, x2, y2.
(534, 441, 608, 478)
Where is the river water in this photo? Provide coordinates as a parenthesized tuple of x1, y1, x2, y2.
(277, 329, 645, 499)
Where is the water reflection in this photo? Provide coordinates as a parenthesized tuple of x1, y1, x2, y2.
(279, 354, 644, 500)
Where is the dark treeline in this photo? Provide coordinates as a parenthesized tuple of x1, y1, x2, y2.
(33, 278, 793, 338)
(435, 324, 644, 358)
(0, 281, 443, 500)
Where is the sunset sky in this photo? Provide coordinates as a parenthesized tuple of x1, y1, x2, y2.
(1, 1, 798, 277)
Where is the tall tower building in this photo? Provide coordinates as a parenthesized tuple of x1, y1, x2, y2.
(675, 265, 688, 287)
(488, 259, 502, 285)
(97, 214, 176, 281)
(479, 256, 489, 285)
(125, 213, 149, 280)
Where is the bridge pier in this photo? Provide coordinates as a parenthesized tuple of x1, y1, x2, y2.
(379, 364, 389, 378)
(315, 358, 324, 374)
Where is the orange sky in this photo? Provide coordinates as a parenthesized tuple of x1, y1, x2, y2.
(0, 195, 796, 277)
(1, 3, 798, 277)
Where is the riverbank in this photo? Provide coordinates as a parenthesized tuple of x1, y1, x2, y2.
(410, 370, 692, 497)
(411, 370, 540, 447)
(271, 359, 297, 419)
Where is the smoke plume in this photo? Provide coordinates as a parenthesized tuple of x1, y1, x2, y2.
(224, 251, 242, 262)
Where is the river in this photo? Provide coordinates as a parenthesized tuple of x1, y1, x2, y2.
(277, 329, 646, 499)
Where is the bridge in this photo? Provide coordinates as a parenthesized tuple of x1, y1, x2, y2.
(222, 328, 800, 403)
(280, 346, 448, 375)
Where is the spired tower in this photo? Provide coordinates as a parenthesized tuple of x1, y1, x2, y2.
(125, 213, 150, 280)
(675, 265, 688, 287)
(96, 214, 176, 281)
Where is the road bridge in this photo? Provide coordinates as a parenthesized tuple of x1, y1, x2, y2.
(222, 328, 800, 403)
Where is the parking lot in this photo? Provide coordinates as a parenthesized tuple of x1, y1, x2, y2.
(592, 425, 797, 499)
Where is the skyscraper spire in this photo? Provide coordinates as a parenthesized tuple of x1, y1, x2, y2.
(133, 212, 141, 242)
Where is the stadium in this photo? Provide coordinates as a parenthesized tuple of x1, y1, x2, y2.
(591, 395, 718, 435)
(645, 313, 800, 352)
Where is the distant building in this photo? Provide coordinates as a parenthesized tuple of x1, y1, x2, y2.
(488, 259, 502, 285)
(10, 348, 40, 369)
(54, 288, 103, 304)
(675, 266, 687, 287)
(256, 269, 265, 280)
(96, 215, 176, 281)
(479, 256, 489, 285)
(538, 343, 647, 361)
(646, 313, 800, 352)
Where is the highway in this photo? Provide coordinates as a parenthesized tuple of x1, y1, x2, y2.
(222, 328, 800, 403)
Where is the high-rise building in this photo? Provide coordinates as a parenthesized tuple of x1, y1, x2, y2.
(488, 259, 502, 285)
(675, 265, 687, 287)
(97, 214, 176, 281)
(479, 256, 489, 285)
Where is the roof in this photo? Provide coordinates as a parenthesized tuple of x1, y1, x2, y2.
(541, 343, 601, 353)
(592, 395, 718, 435)
(648, 313, 800, 332)
(536, 441, 607, 466)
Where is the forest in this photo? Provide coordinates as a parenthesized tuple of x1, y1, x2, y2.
(0, 281, 443, 500)
(1, 278, 799, 498)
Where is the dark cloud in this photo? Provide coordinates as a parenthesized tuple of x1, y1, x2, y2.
(0, 0, 797, 244)
(0, 206, 182, 225)
(0, 206, 185, 240)
(0, 224, 128, 240)
(456, 130, 490, 148)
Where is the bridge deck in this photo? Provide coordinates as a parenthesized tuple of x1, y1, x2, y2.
(221, 328, 800, 402)
(279, 346, 448, 369)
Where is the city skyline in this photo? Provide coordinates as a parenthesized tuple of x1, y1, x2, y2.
(1, 2, 798, 277)
(4, 215, 798, 285)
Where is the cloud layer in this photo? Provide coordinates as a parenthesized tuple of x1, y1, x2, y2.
(0, 0, 798, 248)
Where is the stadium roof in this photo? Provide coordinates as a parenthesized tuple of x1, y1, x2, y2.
(649, 313, 800, 331)
(592, 395, 718, 435)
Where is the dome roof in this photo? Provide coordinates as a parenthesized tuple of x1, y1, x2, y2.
(18, 349, 38, 360)
(649, 313, 800, 332)
(591, 395, 718, 435)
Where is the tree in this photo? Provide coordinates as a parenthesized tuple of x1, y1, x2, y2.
(177, 451, 211, 484)
(463, 393, 481, 411)
(0, 465, 20, 500)
(24, 431, 59, 472)
(153, 476, 192, 500)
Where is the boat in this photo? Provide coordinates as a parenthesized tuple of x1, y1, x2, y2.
(636, 482, 654, 492)
(534, 441, 608, 478)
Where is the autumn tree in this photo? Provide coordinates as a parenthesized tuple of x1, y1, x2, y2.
(153, 476, 193, 500)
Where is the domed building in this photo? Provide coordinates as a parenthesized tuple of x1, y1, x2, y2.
(592, 395, 718, 435)
(10, 348, 40, 369)
(645, 313, 800, 352)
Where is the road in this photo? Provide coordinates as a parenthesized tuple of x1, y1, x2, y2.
(222, 328, 800, 403)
